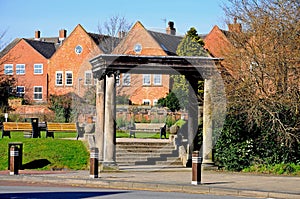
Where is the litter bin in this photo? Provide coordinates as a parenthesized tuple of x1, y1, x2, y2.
(8, 142, 23, 170)
(30, 118, 40, 138)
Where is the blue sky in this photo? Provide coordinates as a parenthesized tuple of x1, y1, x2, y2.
(0, 0, 226, 43)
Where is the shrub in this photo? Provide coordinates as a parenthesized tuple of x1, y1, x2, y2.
(214, 105, 300, 172)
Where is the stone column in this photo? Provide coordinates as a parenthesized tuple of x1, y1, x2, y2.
(103, 73, 117, 167)
(95, 79, 105, 162)
(186, 77, 199, 167)
(202, 78, 214, 166)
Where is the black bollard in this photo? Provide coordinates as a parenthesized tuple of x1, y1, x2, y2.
(90, 147, 99, 178)
(191, 151, 202, 185)
(9, 146, 19, 175)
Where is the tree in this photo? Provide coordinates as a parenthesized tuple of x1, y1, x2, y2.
(217, 0, 300, 167)
(157, 92, 180, 112)
(176, 27, 206, 56)
(170, 27, 208, 109)
(49, 94, 73, 123)
(0, 31, 16, 108)
(98, 15, 132, 53)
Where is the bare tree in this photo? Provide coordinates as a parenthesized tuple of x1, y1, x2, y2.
(222, 0, 300, 148)
(0, 31, 16, 108)
(97, 15, 132, 53)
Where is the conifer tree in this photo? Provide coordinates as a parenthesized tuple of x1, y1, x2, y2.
(173, 27, 208, 109)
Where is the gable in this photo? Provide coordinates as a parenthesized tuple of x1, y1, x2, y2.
(204, 25, 237, 78)
(50, 24, 103, 61)
(0, 38, 21, 59)
(0, 38, 52, 63)
(112, 21, 167, 56)
(204, 25, 233, 58)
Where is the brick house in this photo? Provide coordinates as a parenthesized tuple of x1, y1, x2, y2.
(204, 19, 243, 78)
(112, 21, 183, 105)
(48, 24, 109, 98)
(0, 37, 56, 103)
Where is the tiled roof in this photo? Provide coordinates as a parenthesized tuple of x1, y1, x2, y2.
(147, 30, 183, 55)
(88, 32, 120, 54)
(88, 32, 105, 45)
(28, 37, 60, 44)
(219, 29, 240, 46)
(24, 39, 56, 59)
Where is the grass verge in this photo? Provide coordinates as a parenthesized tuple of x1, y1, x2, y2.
(242, 163, 300, 176)
(0, 131, 89, 171)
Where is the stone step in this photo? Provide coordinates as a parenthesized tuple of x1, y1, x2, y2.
(156, 159, 183, 166)
(116, 144, 174, 149)
(116, 152, 162, 157)
(116, 140, 183, 167)
(116, 157, 149, 162)
(117, 158, 182, 166)
(117, 149, 175, 154)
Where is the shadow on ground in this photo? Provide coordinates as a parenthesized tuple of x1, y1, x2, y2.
(0, 191, 128, 199)
(22, 159, 51, 169)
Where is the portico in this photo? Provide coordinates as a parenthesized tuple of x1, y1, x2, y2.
(90, 54, 226, 168)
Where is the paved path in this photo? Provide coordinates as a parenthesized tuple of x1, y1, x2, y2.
(0, 167, 299, 199)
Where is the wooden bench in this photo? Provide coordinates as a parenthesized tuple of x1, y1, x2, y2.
(129, 123, 166, 138)
(2, 122, 33, 138)
(46, 122, 84, 139)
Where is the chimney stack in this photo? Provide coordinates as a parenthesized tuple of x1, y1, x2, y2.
(118, 31, 126, 38)
(59, 29, 67, 41)
(228, 17, 242, 33)
(34, 30, 40, 40)
(166, 21, 176, 35)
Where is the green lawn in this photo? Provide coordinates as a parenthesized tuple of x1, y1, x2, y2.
(0, 130, 168, 171)
(0, 131, 89, 171)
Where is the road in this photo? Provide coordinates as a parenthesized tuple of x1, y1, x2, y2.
(0, 181, 259, 199)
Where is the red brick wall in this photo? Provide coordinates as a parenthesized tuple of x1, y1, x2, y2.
(0, 39, 49, 103)
(204, 25, 236, 77)
(48, 24, 102, 97)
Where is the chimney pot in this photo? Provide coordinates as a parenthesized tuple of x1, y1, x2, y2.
(166, 21, 176, 35)
(35, 30, 40, 40)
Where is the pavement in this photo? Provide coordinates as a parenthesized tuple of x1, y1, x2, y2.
(0, 166, 299, 199)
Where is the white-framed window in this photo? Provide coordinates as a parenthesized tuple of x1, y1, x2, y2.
(142, 99, 151, 105)
(65, 71, 73, 86)
(153, 99, 158, 106)
(16, 64, 25, 75)
(143, 74, 151, 86)
(122, 73, 131, 86)
(153, 74, 162, 85)
(4, 64, 13, 75)
(16, 86, 25, 97)
(33, 86, 43, 100)
(34, 64, 43, 74)
(56, 71, 63, 86)
(85, 71, 92, 85)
